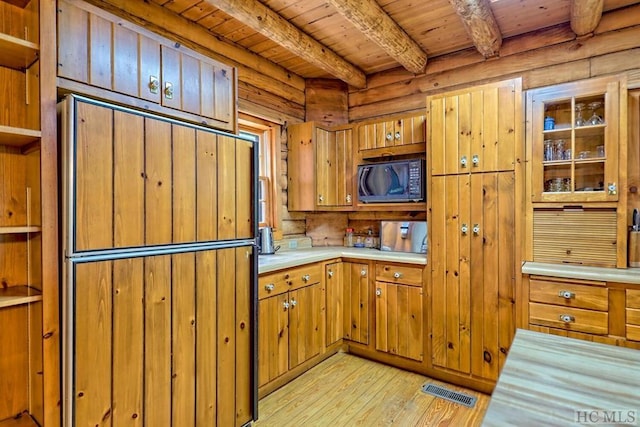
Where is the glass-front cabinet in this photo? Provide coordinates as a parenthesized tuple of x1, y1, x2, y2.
(528, 75, 625, 203)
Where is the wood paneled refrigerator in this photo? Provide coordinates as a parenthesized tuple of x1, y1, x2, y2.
(60, 95, 257, 426)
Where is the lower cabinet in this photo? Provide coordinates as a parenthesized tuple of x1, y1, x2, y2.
(374, 263, 424, 361)
(258, 263, 323, 388)
(525, 275, 640, 349)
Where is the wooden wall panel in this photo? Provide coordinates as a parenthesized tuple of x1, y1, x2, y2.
(75, 101, 113, 251)
(112, 258, 144, 425)
(144, 118, 172, 245)
(113, 110, 144, 247)
(172, 124, 197, 244)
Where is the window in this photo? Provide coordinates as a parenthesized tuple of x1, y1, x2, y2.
(239, 114, 280, 228)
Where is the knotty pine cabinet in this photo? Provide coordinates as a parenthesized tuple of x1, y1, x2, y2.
(0, 0, 58, 425)
(287, 122, 353, 211)
(57, 0, 236, 132)
(325, 261, 370, 345)
(374, 263, 424, 362)
(527, 75, 626, 203)
(258, 263, 323, 388)
(524, 275, 640, 351)
(357, 113, 426, 158)
(427, 78, 521, 384)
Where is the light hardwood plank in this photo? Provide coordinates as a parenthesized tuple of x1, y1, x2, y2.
(254, 353, 489, 426)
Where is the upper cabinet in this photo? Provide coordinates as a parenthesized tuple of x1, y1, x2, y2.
(288, 122, 353, 211)
(357, 113, 426, 158)
(57, 0, 236, 132)
(428, 79, 520, 176)
(527, 75, 626, 203)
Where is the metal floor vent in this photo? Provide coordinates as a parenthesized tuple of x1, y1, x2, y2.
(421, 383, 477, 408)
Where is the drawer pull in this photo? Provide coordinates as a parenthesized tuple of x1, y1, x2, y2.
(393, 272, 402, 279)
(558, 290, 575, 299)
(361, 269, 367, 277)
(302, 274, 310, 282)
(264, 283, 275, 292)
(559, 314, 575, 323)
(376, 288, 382, 296)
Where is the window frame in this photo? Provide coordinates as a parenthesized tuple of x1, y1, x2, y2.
(238, 114, 281, 230)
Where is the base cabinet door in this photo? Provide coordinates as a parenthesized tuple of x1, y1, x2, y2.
(325, 262, 344, 346)
(258, 293, 289, 387)
(374, 282, 423, 361)
(343, 262, 370, 344)
(430, 172, 515, 381)
(288, 283, 323, 368)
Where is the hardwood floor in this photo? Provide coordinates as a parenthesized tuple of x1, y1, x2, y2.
(254, 352, 489, 426)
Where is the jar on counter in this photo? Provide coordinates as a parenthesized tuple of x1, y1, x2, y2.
(354, 235, 365, 248)
(344, 227, 354, 247)
(364, 229, 375, 248)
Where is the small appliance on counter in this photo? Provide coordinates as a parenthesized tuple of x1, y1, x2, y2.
(380, 221, 427, 254)
(258, 226, 280, 255)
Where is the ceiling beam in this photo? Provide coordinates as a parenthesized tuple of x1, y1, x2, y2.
(204, 0, 367, 89)
(570, 0, 604, 36)
(448, 0, 502, 58)
(327, 0, 427, 74)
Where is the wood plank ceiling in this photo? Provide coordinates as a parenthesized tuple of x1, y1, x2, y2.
(147, 0, 636, 88)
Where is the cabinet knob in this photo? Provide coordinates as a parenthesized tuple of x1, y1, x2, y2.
(283, 301, 290, 310)
(558, 290, 575, 299)
(472, 154, 480, 167)
(149, 75, 159, 94)
(328, 270, 334, 278)
(607, 183, 617, 195)
(559, 314, 575, 323)
(472, 224, 480, 235)
(394, 131, 401, 141)
(460, 156, 468, 167)
(346, 194, 352, 203)
(376, 288, 382, 296)
(386, 132, 393, 141)
(318, 194, 324, 202)
(302, 274, 310, 282)
(361, 269, 367, 277)
(164, 81, 174, 99)
(393, 272, 402, 279)
(461, 224, 468, 234)
(264, 283, 275, 292)
(290, 298, 297, 307)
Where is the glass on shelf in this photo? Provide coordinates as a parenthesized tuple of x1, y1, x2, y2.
(587, 101, 604, 125)
(575, 102, 586, 127)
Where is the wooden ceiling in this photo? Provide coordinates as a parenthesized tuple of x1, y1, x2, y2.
(144, 0, 640, 88)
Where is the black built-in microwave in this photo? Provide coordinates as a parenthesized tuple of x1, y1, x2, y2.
(357, 158, 425, 203)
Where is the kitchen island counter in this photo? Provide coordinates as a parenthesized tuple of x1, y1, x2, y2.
(258, 247, 426, 274)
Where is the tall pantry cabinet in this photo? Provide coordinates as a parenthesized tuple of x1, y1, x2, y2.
(427, 78, 522, 389)
(0, 0, 59, 426)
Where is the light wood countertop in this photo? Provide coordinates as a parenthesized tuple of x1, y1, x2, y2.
(522, 261, 640, 285)
(483, 329, 640, 426)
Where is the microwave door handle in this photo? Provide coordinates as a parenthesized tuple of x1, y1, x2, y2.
(359, 167, 370, 196)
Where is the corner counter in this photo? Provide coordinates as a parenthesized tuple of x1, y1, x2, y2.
(258, 247, 427, 274)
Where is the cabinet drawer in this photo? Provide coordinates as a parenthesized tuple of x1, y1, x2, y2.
(529, 302, 608, 335)
(530, 278, 608, 311)
(627, 308, 640, 341)
(627, 289, 640, 309)
(259, 263, 322, 299)
(375, 263, 423, 286)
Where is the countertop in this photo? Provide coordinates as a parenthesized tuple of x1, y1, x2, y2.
(482, 329, 640, 426)
(522, 261, 640, 285)
(258, 247, 427, 274)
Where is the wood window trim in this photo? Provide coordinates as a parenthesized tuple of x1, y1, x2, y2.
(238, 112, 282, 233)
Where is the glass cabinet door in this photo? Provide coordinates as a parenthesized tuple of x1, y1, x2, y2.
(529, 77, 621, 203)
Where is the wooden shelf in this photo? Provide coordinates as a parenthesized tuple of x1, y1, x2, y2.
(0, 286, 42, 309)
(0, 226, 41, 234)
(0, 125, 41, 147)
(0, 32, 38, 70)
